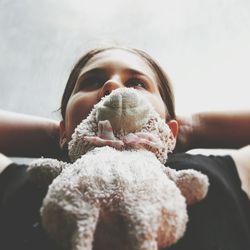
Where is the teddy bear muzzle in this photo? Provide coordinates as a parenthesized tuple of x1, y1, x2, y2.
(96, 88, 151, 132)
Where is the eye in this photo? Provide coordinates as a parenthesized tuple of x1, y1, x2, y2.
(78, 76, 104, 91)
(125, 78, 146, 89)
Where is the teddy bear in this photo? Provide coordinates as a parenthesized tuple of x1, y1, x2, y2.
(28, 88, 209, 250)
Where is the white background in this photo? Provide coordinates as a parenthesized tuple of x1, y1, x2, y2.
(0, 0, 249, 119)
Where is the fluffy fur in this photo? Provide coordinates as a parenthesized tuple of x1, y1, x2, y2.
(28, 88, 209, 250)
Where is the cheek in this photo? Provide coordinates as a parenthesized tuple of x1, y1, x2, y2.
(64, 92, 98, 140)
(155, 102, 167, 120)
(146, 94, 167, 120)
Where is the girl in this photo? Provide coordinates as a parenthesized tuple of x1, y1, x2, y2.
(0, 47, 250, 250)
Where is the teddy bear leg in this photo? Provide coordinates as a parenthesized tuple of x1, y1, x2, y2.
(120, 200, 158, 250)
(71, 203, 100, 250)
(42, 197, 100, 250)
(164, 167, 209, 205)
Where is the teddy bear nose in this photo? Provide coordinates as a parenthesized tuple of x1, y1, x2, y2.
(102, 88, 141, 109)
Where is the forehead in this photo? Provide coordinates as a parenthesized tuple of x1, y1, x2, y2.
(81, 49, 157, 78)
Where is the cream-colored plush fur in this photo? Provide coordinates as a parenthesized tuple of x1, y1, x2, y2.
(28, 88, 209, 250)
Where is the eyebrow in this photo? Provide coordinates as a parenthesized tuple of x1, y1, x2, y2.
(78, 67, 154, 83)
(78, 68, 106, 79)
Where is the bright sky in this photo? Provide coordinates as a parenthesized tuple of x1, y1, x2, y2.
(0, 0, 249, 117)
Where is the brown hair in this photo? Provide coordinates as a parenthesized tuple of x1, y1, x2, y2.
(61, 47, 176, 120)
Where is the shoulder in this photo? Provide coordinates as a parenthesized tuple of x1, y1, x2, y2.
(167, 152, 250, 250)
(167, 152, 235, 174)
(0, 161, 53, 250)
(0, 160, 47, 213)
(230, 145, 250, 199)
(0, 153, 12, 174)
(0, 161, 30, 207)
(173, 147, 250, 200)
(167, 152, 248, 200)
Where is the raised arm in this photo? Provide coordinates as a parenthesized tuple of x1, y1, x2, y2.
(0, 110, 61, 158)
(176, 111, 250, 198)
(176, 111, 250, 152)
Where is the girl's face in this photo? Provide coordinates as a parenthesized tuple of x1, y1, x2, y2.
(60, 49, 177, 145)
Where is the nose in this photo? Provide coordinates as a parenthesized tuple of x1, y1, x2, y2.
(99, 76, 123, 98)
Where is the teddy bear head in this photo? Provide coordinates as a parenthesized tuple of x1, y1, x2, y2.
(68, 88, 176, 163)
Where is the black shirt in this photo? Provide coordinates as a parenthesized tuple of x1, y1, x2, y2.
(0, 153, 250, 250)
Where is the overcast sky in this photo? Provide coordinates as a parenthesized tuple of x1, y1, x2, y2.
(0, 0, 249, 118)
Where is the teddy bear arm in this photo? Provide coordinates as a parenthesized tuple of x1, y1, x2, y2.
(27, 158, 68, 187)
(163, 167, 209, 205)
